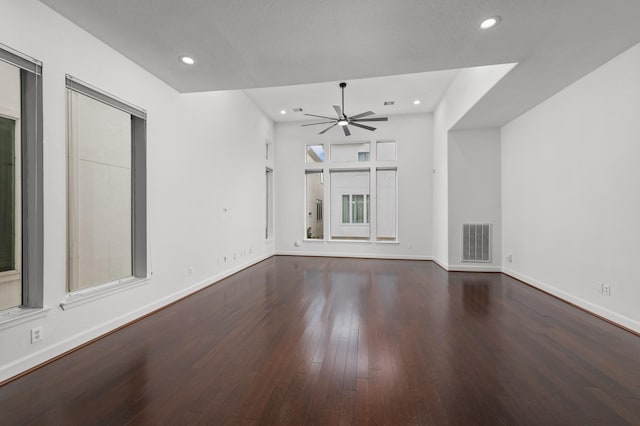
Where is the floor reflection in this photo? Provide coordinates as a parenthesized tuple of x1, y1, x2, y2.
(462, 279, 492, 316)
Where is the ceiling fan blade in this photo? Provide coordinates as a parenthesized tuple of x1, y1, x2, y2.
(349, 111, 375, 119)
(350, 122, 376, 131)
(305, 113, 338, 120)
(343, 126, 351, 136)
(333, 105, 342, 117)
(319, 123, 338, 134)
(351, 117, 388, 122)
(301, 120, 336, 127)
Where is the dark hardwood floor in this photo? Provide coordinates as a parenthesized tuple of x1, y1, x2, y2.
(1, 256, 639, 425)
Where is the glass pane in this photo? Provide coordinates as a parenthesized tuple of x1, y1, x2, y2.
(377, 141, 396, 161)
(306, 144, 324, 163)
(68, 91, 132, 291)
(0, 117, 16, 273)
(330, 170, 370, 240)
(366, 194, 370, 224)
(353, 195, 364, 223)
(377, 169, 397, 241)
(342, 195, 350, 223)
(331, 142, 370, 162)
(305, 172, 324, 239)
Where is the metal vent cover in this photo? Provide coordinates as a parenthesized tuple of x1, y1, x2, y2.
(462, 223, 491, 263)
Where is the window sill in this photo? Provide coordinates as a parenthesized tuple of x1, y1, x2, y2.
(60, 276, 150, 311)
(327, 239, 374, 244)
(0, 306, 52, 330)
(303, 238, 326, 243)
(375, 240, 400, 245)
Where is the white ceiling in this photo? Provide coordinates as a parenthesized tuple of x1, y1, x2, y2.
(244, 69, 460, 123)
(39, 0, 640, 127)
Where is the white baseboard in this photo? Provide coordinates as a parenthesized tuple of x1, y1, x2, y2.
(502, 267, 640, 334)
(0, 254, 272, 383)
(431, 256, 449, 271)
(275, 251, 432, 261)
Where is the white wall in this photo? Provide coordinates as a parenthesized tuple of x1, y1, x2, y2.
(0, 0, 274, 382)
(275, 113, 432, 259)
(502, 41, 640, 332)
(432, 64, 515, 268)
(448, 129, 501, 271)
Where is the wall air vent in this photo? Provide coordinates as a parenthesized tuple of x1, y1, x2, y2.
(293, 107, 303, 112)
(462, 223, 491, 263)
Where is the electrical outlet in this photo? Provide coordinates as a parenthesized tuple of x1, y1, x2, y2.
(187, 266, 193, 276)
(603, 283, 611, 296)
(31, 327, 43, 344)
(506, 254, 513, 263)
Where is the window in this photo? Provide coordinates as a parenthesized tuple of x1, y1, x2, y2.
(0, 115, 19, 310)
(377, 140, 396, 161)
(305, 171, 324, 239)
(376, 169, 397, 241)
(266, 168, 273, 239)
(303, 141, 397, 243)
(66, 76, 147, 293)
(330, 170, 370, 240)
(0, 44, 43, 311)
(306, 144, 324, 163)
(331, 142, 370, 162)
(340, 194, 370, 224)
(357, 152, 370, 162)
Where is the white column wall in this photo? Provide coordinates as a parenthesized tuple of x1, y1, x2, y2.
(448, 129, 502, 271)
(432, 63, 515, 269)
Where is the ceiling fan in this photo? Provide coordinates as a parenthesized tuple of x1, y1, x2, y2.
(302, 82, 388, 136)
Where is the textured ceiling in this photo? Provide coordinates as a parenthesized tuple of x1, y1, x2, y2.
(39, 0, 640, 127)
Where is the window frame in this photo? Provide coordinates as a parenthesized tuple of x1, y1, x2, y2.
(0, 44, 44, 313)
(303, 139, 398, 244)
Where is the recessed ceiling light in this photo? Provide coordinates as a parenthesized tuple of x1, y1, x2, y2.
(413, 100, 421, 105)
(280, 110, 287, 115)
(480, 16, 501, 30)
(179, 56, 195, 65)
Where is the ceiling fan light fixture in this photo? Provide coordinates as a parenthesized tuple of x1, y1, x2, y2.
(302, 82, 388, 135)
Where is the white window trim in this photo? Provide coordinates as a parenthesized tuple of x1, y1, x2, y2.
(0, 306, 51, 330)
(60, 275, 150, 311)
